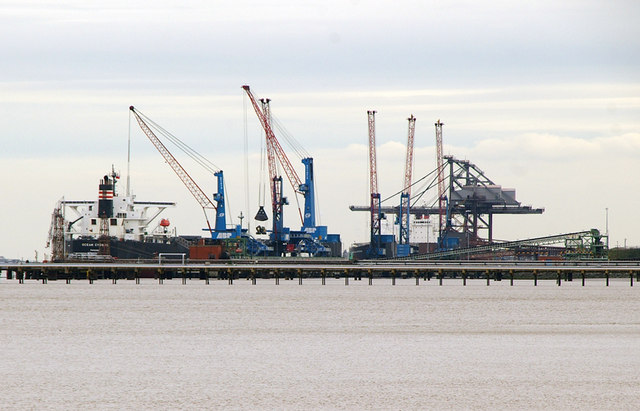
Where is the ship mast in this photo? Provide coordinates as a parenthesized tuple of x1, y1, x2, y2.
(126, 109, 132, 197)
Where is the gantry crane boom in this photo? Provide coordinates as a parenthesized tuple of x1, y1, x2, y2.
(398, 115, 416, 252)
(259, 98, 278, 201)
(403, 115, 416, 196)
(367, 110, 383, 257)
(368, 110, 378, 195)
(129, 106, 217, 234)
(130, 106, 216, 211)
(242, 86, 303, 195)
(435, 119, 446, 236)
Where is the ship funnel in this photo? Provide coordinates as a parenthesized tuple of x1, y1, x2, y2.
(255, 206, 268, 221)
(98, 175, 114, 218)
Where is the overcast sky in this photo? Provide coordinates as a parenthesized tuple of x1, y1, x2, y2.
(1, 1, 639, 259)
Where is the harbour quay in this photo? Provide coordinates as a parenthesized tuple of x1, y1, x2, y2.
(2, 260, 640, 287)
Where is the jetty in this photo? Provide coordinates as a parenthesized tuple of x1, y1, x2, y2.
(2, 260, 639, 287)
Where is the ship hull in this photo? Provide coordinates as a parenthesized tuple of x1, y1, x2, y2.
(68, 237, 189, 260)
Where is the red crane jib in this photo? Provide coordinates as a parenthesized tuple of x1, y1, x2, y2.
(242, 86, 303, 194)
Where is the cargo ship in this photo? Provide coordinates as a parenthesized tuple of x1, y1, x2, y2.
(47, 167, 205, 261)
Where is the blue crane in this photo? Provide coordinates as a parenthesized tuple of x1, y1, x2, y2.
(242, 86, 340, 256)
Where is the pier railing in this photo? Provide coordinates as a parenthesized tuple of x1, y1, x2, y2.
(2, 259, 639, 287)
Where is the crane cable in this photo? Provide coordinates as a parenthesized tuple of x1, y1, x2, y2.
(243, 93, 251, 233)
(266, 102, 312, 227)
(270, 114, 310, 160)
(134, 109, 221, 175)
(381, 167, 439, 205)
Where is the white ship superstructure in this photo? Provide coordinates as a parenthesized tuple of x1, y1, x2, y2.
(62, 169, 176, 242)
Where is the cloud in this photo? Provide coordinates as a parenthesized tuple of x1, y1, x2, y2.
(1, 1, 639, 257)
(473, 132, 640, 162)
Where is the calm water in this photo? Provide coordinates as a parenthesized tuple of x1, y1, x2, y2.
(1, 277, 638, 410)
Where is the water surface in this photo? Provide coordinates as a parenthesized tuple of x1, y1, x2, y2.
(1, 278, 638, 410)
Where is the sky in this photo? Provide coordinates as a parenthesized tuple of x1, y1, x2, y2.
(1, 0, 639, 259)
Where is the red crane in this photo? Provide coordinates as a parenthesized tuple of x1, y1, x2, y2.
(435, 119, 446, 238)
(367, 110, 383, 257)
(398, 115, 416, 249)
(242, 86, 303, 193)
(129, 106, 216, 233)
(242, 85, 304, 224)
(368, 110, 378, 196)
(403, 115, 416, 197)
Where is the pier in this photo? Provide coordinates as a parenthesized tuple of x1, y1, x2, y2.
(2, 260, 639, 287)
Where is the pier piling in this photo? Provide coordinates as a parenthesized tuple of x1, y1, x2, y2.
(4, 263, 638, 288)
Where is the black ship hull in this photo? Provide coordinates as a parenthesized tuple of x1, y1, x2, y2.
(69, 237, 190, 260)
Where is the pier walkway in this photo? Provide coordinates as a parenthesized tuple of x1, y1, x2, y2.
(2, 260, 639, 287)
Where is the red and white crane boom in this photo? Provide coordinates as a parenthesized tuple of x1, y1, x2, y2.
(129, 106, 216, 232)
(130, 106, 216, 211)
(242, 86, 303, 195)
(403, 114, 416, 195)
(435, 119, 446, 232)
(368, 110, 378, 196)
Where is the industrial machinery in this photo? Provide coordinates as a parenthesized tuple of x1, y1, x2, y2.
(397, 114, 416, 257)
(351, 114, 546, 259)
(242, 85, 341, 257)
(367, 110, 383, 258)
(129, 106, 243, 241)
(352, 155, 544, 251)
(434, 119, 447, 248)
(405, 229, 607, 260)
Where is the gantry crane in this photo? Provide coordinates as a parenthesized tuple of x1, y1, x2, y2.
(242, 85, 339, 256)
(129, 106, 240, 239)
(397, 114, 416, 257)
(435, 119, 449, 248)
(367, 110, 384, 258)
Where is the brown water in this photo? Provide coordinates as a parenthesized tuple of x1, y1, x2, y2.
(1, 277, 639, 410)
